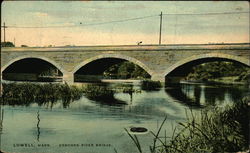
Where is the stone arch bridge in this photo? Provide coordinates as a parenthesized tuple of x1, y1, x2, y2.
(1, 43, 250, 83)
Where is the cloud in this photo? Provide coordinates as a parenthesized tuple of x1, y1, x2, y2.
(34, 12, 49, 17)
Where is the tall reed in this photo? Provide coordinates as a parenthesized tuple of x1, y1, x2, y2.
(125, 97, 249, 153)
(1, 83, 84, 105)
(82, 84, 115, 101)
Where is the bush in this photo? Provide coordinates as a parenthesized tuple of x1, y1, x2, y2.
(141, 80, 162, 91)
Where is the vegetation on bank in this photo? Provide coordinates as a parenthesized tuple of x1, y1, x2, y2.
(0, 83, 83, 106)
(126, 96, 249, 153)
(0, 83, 137, 106)
(103, 61, 150, 79)
(186, 61, 250, 83)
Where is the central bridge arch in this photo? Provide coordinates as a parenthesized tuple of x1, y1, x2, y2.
(73, 54, 154, 76)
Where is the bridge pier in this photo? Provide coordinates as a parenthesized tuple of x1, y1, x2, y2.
(63, 72, 74, 84)
(151, 74, 165, 82)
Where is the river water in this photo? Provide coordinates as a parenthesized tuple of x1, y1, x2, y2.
(0, 82, 249, 153)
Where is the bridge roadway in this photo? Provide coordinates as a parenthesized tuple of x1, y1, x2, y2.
(1, 43, 250, 83)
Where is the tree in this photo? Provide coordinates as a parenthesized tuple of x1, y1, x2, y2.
(1, 41, 15, 47)
(21, 45, 28, 47)
(185, 61, 249, 81)
(104, 61, 150, 79)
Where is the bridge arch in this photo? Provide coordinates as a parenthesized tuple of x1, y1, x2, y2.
(72, 54, 154, 76)
(1, 55, 66, 74)
(164, 52, 250, 77)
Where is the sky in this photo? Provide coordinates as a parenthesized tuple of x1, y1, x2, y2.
(1, 1, 249, 47)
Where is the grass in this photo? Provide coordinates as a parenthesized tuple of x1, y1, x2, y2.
(125, 97, 249, 153)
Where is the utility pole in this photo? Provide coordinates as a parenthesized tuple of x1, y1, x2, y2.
(159, 12, 163, 45)
(3, 22, 6, 43)
(0, 22, 6, 97)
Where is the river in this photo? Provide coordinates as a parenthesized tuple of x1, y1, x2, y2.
(0, 82, 249, 153)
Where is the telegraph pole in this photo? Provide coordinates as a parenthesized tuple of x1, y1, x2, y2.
(0, 22, 6, 97)
(3, 22, 6, 43)
(159, 12, 163, 45)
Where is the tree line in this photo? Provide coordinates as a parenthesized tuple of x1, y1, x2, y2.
(185, 61, 249, 82)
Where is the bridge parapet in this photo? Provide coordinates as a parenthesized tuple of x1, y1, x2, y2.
(2, 43, 250, 52)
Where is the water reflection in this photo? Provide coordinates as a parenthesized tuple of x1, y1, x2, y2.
(1, 82, 249, 109)
(0, 82, 249, 153)
(83, 83, 137, 105)
(165, 83, 249, 107)
(165, 84, 203, 107)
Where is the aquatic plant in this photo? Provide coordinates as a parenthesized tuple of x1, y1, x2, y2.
(163, 98, 249, 153)
(82, 84, 127, 105)
(82, 84, 114, 100)
(1, 83, 84, 106)
(124, 116, 167, 153)
(113, 84, 139, 94)
(141, 80, 162, 91)
(125, 97, 249, 153)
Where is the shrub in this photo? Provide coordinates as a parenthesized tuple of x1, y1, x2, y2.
(141, 80, 162, 91)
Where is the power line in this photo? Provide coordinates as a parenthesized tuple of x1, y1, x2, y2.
(1, 11, 249, 29)
(162, 11, 250, 16)
(165, 11, 250, 16)
(2, 14, 158, 29)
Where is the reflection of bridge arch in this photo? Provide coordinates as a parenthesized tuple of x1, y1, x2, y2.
(1, 55, 66, 74)
(164, 52, 250, 77)
(73, 54, 154, 76)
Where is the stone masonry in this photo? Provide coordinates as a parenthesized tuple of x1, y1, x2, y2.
(1, 43, 250, 83)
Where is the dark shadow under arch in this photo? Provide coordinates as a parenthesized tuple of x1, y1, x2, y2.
(74, 57, 151, 82)
(165, 57, 250, 83)
(3, 58, 63, 82)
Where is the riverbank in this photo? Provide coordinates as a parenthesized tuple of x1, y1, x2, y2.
(166, 96, 249, 153)
(101, 79, 141, 84)
(182, 76, 249, 85)
(211, 76, 248, 85)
